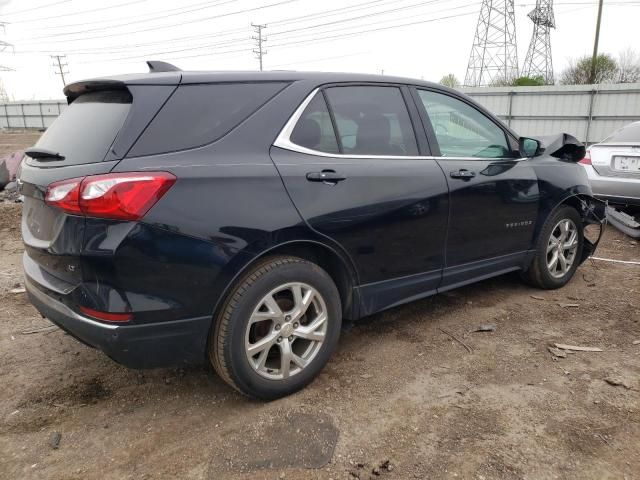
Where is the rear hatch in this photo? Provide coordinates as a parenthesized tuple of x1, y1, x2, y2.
(19, 80, 176, 290)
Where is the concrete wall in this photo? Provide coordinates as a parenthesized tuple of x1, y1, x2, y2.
(462, 83, 640, 143)
(0, 100, 67, 129)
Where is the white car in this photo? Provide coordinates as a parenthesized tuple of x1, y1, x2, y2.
(581, 121, 640, 208)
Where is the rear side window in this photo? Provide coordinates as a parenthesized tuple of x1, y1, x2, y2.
(130, 82, 287, 156)
(324, 86, 418, 156)
(33, 90, 132, 165)
(603, 122, 640, 143)
(290, 93, 339, 154)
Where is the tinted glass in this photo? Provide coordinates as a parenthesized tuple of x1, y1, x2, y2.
(290, 93, 339, 153)
(33, 90, 132, 165)
(325, 86, 418, 156)
(418, 90, 511, 158)
(130, 82, 287, 156)
(603, 122, 640, 143)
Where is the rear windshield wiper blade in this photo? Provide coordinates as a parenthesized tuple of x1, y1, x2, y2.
(24, 147, 65, 161)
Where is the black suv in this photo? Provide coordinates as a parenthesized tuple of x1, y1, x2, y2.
(20, 63, 604, 399)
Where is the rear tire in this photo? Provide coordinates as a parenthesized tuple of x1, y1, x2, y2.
(209, 256, 341, 400)
(522, 206, 584, 289)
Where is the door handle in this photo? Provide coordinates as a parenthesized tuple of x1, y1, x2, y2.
(306, 170, 346, 184)
(450, 169, 475, 180)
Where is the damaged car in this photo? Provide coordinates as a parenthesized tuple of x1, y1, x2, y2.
(580, 121, 640, 238)
(19, 63, 605, 399)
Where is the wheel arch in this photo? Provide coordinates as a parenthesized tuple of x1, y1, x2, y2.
(207, 239, 360, 351)
(535, 193, 606, 265)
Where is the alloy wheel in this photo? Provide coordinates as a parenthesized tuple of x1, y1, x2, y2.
(546, 218, 579, 278)
(244, 282, 327, 380)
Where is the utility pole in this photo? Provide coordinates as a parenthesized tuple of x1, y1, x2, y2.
(0, 22, 14, 74)
(251, 23, 267, 71)
(589, 0, 604, 84)
(51, 54, 69, 87)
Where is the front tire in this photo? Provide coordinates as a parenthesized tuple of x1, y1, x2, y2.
(209, 256, 342, 400)
(522, 206, 584, 289)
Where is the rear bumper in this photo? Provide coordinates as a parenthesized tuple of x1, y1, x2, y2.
(583, 164, 640, 206)
(25, 276, 211, 369)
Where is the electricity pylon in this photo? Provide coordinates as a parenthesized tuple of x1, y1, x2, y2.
(522, 0, 555, 84)
(464, 0, 519, 86)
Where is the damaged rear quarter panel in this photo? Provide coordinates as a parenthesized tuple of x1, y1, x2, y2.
(531, 157, 606, 260)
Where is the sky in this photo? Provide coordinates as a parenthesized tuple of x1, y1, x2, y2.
(0, 0, 638, 100)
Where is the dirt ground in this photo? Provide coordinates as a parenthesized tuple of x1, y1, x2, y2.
(0, 132, 639, 480)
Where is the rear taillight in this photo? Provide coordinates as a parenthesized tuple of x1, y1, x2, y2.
(578, 150, 592, 165)
(45, 172, 176, 220)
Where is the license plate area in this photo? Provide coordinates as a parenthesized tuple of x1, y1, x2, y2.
(612, 155, 640, 172)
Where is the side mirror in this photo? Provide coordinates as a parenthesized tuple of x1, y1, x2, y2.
(519, 137, 541, 157)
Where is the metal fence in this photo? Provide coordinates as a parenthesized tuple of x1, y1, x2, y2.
(0, 100, 67, 129)
(2, 83, 640, 143)
(462, 83, 640, 144)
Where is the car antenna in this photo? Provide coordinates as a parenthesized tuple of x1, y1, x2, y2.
(146, 60, 181, 73)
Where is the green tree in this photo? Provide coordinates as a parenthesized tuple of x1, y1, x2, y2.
(560, 54, 619, 85)
(439, 74, 460, 88)
(512, 75, 545, 86)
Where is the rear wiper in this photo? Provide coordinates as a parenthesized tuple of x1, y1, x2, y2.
(24, 147, 65, 161)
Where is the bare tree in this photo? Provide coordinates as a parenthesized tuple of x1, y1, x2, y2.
(439, 74, 460, 88)
(0, 79, 8, 103)
(617, 48, 640, 83)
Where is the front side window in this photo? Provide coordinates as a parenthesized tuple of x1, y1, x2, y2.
(417, 90, 511, 158)
(324, 86, 419, 156)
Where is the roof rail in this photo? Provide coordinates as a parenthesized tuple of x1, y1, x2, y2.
(146, 60, 181, 73)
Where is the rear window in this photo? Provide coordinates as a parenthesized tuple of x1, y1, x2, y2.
(33, 90, 132, 166)
(129, 82, 288, 156)
(603, 123, 640, 143)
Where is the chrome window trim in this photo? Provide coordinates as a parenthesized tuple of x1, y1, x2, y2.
(273, 88, 525, 162)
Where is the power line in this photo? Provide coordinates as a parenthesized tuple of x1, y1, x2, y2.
(14, 25, 251, 55)
(12, 0, 232, 30)
(2, 0, 71, 16)
(52, 2, 475, 62)
(7, 0, 148, 23)
(269, 0, 451, 37)
(76, 8, 477, 66)
(270, 3, 478, 45)
(252, 23, 267, 71)
(270, 0, 395, 26)
(17, 0, 235, 36)
(14, 34, 251, 56)
(269, 10, 478, 48)
(14, 0, 301, 44)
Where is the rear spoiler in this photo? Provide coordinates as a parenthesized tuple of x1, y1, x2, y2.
(63, 61, 182, 103)
(63, 80, 127, 103)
